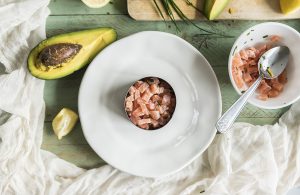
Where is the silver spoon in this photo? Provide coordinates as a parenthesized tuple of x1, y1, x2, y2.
(216, 46, 290, 134)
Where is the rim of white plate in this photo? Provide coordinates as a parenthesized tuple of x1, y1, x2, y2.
(78, 31, 222, 177)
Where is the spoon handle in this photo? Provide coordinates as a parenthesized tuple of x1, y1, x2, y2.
(216, 76, 263, 133)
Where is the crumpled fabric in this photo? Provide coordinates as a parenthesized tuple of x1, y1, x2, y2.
(0, 0, 299, 194)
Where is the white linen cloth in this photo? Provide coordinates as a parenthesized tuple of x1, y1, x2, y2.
(0, 0, 300, 194)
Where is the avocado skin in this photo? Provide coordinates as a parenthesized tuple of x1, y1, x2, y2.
(204, 0, 231, 20)
(27, 27, 117, 80)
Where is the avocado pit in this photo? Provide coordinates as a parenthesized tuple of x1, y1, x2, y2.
(38, 43, 82, 68)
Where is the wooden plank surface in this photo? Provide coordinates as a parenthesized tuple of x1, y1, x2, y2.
(49, 0, 128, 15)
(43, 1, 300, 169)
(128, 0, 300, 21)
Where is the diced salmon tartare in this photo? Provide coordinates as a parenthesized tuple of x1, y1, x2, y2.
(125, 77, 176, 130)
(232, 35, 287, 101)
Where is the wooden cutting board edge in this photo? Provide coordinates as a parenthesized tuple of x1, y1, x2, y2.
(127, 0, 300, 21)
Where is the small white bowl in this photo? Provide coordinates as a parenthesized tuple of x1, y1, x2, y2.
(228, 22, 300, 109)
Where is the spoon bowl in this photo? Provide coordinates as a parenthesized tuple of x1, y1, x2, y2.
(259, 46, 290, 79)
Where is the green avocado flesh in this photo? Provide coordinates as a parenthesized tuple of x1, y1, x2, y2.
(204, 0, 231, 20)
(28, 27, 117, 79)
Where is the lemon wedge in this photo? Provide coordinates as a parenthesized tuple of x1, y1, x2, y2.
(81, 0, 110, 8)
(52, 108, 79, 140)
(280, 0, 300, 14)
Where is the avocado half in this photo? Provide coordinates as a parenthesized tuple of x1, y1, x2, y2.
(28, 27, 117, 79)
(204, 0, 231, 20)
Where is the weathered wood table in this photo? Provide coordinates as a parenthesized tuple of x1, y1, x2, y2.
(42, 0, 300, 169)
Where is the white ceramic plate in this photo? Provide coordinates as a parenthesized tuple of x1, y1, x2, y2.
(78, 31, 221, 178)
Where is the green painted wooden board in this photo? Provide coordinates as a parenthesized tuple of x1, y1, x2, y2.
(43, 0, 300, 169)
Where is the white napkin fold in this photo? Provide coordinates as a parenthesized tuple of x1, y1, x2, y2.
(0, 1, 299, 194)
